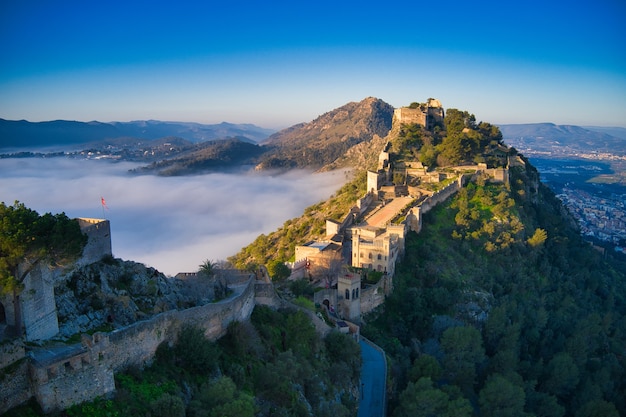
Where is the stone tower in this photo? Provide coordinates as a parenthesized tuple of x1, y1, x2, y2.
(337, 271, 361, 321)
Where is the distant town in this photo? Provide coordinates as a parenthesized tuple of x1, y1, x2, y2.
(515, 150, 626, 254)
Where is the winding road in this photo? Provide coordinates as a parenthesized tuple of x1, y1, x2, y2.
(358, 338, 386, 417)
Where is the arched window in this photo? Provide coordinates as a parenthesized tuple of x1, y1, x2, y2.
(345, 289, 350, 300)
(352, 289, 356, 299)
(368, 253, 373, 259)
(356, 288, 359, 298)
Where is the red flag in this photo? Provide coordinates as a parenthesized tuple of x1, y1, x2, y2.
(101, 197, 109, 210)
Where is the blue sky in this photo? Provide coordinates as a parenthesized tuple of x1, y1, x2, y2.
(1, 0, 625, 128)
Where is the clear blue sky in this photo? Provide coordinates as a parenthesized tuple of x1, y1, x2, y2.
(1, 0, 625, 128)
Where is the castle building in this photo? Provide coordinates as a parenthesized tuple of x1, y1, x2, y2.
(393, 98, 445, 130)
(337, 271, 361, 321)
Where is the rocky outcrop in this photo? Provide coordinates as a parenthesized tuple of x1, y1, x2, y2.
(257, 97, 395, 170)
(55, 257, 212, 339)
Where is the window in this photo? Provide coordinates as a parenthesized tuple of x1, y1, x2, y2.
(377, 254, 382, 260)
(345, 289, 350, 300)
(368, 253, 373, 259)
(352, 289, 356, 299)
(356, 288, 359, 298)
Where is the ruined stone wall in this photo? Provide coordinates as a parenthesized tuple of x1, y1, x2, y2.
(20, 263, 60, 341)
(0, 359, 32, 414)
(367, 170, 382, 194)
(76, 218, 112, 266)
(99, 278, 256, 372)
(30, 348, 115, 414)
(360, 280, 387, 315)
(5, 278, 257, 414)
(393, 107, 427, 126)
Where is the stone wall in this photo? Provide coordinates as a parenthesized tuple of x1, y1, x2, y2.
(76, 218, 112, 266)
(100, 277, 256, 373)
(30, 347, 115, 414)
(3, 278, 257, 414)
(393, 107, 427, 126)
(20, 263, 60, 341)
(360, 279, 388, 315)
(0, 359, 32, 414)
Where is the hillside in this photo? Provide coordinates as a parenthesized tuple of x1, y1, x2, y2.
(362, 163, 626, 416)
(131, 137, 265, 176)
(5, 100, 626, 417)
(255, 97, 395, 170)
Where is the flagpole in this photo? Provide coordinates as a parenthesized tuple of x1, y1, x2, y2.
(101, 197, 108, 220)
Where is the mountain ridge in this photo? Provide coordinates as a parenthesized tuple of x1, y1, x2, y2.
(0, 118, 275, 149)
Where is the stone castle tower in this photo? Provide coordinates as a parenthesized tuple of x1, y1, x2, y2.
(393, 98, 444, 130)
(0, 218, 112, 341)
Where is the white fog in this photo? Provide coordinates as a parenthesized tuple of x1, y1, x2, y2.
(0, 158, 350, 275)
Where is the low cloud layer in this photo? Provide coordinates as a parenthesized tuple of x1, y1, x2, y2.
(0, 158, 349, 275)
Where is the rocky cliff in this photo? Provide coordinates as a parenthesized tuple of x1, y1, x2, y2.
(256, 97, 395, 170)
(55, 257, 213, 339)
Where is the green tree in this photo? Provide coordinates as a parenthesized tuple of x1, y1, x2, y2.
(189, 376, 255, 417)
(0, 201, 87, 334)
(575, 399, 619, 417)
(527, 228, 548, 247)
(479, 374, 528, 417)
(149, 393, 185, 417)
(266, 259, 290, 281)
(174, 325, 220, 375)
(393, 377, 472, 417)
(198, 259, 216, 278)
(408, 354, 442, 382)
(542, 352, 580, 399)
(440, 326, 485, 390)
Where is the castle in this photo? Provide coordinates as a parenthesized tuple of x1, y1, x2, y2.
(0, 99, 518, 414)
(293, 100, 513, 322)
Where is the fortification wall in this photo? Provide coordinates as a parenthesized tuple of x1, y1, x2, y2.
(76, 218, 112, 266)
(100, 278, 256, 372)
(30, 347, 115, 414)
(0, 359, 32, 414)
(360, 280, 386, 315)
(20, 263, 60, 341)
(9, 278, 257, 413)
(393, 107, 427, 126)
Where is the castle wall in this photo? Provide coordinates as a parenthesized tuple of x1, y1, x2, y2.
(360, 279, 388, 315)
(12, 278, 257, 413)
(367, 170, 381, 195)
(101, 278, 256, 372)
(76, 218, 112, 266)
(30, 348, 115, 414)
(0, 359, 33, 414)
(20, 263, 60, 341)
(393, 107, 427, 126)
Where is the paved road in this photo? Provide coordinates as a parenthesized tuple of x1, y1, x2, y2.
(358, 339, 386, 417)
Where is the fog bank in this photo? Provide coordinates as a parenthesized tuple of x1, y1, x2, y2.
(0, 158, 350, 275)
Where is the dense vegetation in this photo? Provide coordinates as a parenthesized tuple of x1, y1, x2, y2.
(390, 108, 506, 169)
(0, 201, 87, 334)
(8, 307, 361, 417)
(228, 171, 367, 273)
(362, 162, 626, 416)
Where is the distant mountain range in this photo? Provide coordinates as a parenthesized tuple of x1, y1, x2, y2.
(0, 119, 276, 149)
(499, 123, 626, 156)
(2, 104, 625, 175)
